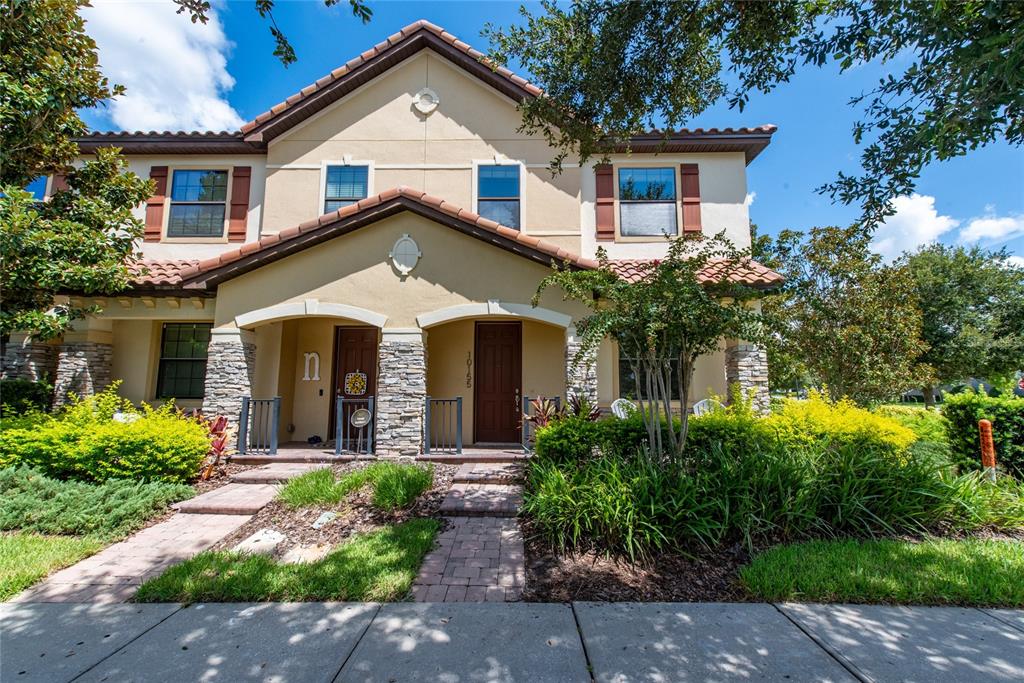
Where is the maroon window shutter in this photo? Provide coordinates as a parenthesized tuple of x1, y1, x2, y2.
(680, 163, 702, 235)
(595, 164, 615, 241)
(228, 166, 251, 242)
(144, 166, 168, 242)
(50, 174, 69, 196)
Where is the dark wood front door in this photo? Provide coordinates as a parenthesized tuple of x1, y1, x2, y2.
(474, 321, 522, 443)
(329, 326, 378, 440)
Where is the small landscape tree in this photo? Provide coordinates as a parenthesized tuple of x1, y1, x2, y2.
(901, 244, 1024, 405)
(534, 233, 767, 462)
(759, 225, 926, 404)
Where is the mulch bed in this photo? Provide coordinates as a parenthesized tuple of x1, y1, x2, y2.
(211, 461, 456, 557)
(522, 526, 754, 603)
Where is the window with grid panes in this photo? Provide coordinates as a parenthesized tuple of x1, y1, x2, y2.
(618, 347, 681, 400)
(324, 166, 369, 212)
(156, 323, 212, 399)
(477, 165, 520, 229)
(618, 167, 678, 236)
(167, 170, 228, 238)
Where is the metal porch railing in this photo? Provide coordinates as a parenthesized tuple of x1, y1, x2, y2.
(424, 396, 463, 454)
(521, 395, 561, 452)
(238, 397, 281, 455)
(335, 396, 374, 455)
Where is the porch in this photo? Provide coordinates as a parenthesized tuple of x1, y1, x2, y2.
(216, 302, 599, 459)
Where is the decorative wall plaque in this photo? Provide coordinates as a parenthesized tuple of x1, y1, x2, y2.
(413, 87, 440, 115)
(389, 233, 422, 275)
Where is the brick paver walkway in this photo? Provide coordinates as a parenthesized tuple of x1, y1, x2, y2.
(173, 483, 278, 514)
(415, 460, 527, 603)
(12, 513, 250, 603)
(412, 517, 526, 602)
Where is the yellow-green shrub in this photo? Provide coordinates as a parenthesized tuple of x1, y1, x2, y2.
(766, 390, 917, 456)
(873, 404, 949, 443)
(0, 387, 209, 483)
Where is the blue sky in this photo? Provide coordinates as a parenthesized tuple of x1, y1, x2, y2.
(80, 1, 1023, 261)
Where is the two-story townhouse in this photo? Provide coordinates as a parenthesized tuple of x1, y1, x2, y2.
(2, 21, 781, 456)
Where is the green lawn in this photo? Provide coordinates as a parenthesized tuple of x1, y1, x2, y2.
(134, 518, 440, 603)
(0, 532, 103, 600)
(742, 538, 1024, 606)
(278, 463, 433, 511)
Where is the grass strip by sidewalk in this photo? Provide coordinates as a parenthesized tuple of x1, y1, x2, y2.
(1, 532, 104, 600)
(134, 518, 440, 603)
(741, 538, 1024, 606)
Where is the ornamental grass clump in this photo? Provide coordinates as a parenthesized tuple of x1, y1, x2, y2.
(279, 462, 433, 511)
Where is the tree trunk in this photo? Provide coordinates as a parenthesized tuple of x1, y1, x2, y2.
(922, 386, 935, 409)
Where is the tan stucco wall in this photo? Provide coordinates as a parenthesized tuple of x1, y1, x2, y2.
(110, 319, 158, 405)
(425, 319, 565, 445)
(215, 212, 591, 329)
(263, 52, 581, 236)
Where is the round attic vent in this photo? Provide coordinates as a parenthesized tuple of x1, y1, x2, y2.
(413, 87, 440, 115)
(389, 234, 422, 275)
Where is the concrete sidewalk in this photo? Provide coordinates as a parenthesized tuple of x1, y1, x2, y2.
(2, 601, 1022, 682)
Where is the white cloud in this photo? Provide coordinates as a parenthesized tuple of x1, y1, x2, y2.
(744, 192, 756, 208)
(82, 0, 244, 131)
(959, 212, 1024, 245)
(1003, 255, 1024, 269)
(871, 194, 960, 261)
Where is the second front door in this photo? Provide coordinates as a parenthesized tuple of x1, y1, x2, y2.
(474, 321, 522, 443)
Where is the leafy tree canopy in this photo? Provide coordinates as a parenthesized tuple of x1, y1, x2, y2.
(1, 0, 151, 340)
(758, 225, 925, 404)
(900, 244, 1024, 403)
(172, 0, 372, 66)
(535, 234, 767, 461)
(487, 0, 1024, 226)
(0, 0, 121, 185)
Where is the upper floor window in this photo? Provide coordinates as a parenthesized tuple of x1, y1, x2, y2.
(156, 322, 212, 399)
(167, 169, 228, 238)
(324, 165, 368, 212)
(618, 167, 677, 237)
(477, 165, 520, 229)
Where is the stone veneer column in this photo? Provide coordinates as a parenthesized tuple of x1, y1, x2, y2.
(376, 329, 426, 457)
(51, 321, 113, 409)
(725, 340, 770, 414)
(1, 333, 56, 383)
(202, 328, 256, 423)
(565, 325, 598, 405)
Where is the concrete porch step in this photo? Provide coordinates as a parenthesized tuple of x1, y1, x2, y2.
(230, 454, 371, 465)
(417, 452, 530, 465)
(174, 483, 279, 515)
(439, 483, 523, 517)
(230, 463, 329, 484)
(453, 463, 524, 485)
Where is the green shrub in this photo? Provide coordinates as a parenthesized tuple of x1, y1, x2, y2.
(765, 390, 917, 456)
(0, 386, 210, 483)
(279, 462, 433, 511)
(943, 391, 1024, 477)
(534, 415, 603, 464)
(0, 379, 52, 416)
(0, 466, 192, 538)
(523, 438, 1024, 561)
(873, 404, 949, 443)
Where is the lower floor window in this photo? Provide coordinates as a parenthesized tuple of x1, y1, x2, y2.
(618, 348, 681, 400)
(157, 323, 212, 399)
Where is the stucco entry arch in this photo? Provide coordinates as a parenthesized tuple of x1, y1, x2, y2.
(416, 299, 572, 329)
(234, 298, 389, 329)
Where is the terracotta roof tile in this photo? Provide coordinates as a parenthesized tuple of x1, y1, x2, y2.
(608, 258, 783, 288)
(128, 193, 781, 292)
(128, 259, 198, 286)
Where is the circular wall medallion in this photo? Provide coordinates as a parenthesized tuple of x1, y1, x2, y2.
(350, 408, 372, 428)
(413, 87, 440, 115)
(389, 234, 422, 275)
